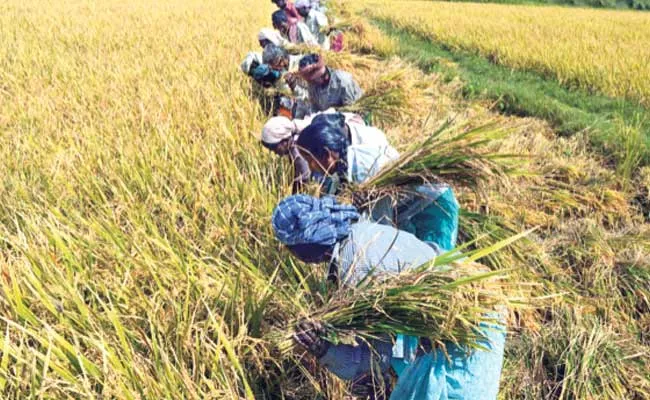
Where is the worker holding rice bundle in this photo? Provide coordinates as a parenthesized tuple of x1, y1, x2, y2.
(240, 52, 290, 115)
(271, 194, 506, 399)
(272, 9, 319, 47)
(295, 0, 330, 50)
(295, 111, 460, 252)
(260, 116, 313, 193)
(241, 52, 275, 86)
(262, 44, 312, 118)
(259, 109, 367, 192)
(298, 53, 363, 114)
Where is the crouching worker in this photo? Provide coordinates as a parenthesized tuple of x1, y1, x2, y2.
(261, 117, 312, 193)
(263, 44, 311, 118)
(258, 28, 287, 49)
(298, 54, 363, 113)
(240, 52, 284, 114)
(272, 194, 506, 399)
(295, 112, 460, 252)
(271, 0, 302, 22)
(295, 0, 330, 50)
(272, 9, 318, 47)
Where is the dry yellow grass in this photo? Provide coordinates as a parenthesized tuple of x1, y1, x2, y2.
(357, 0, 650, 105)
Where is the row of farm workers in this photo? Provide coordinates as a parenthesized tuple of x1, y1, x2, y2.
(240, 1, 506, 399)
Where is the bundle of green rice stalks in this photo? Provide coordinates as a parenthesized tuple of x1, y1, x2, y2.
(341, 87, 407, 127)
(357, 120, 517, 193)
(272, 259, 518, 356)
(330, 56, 437, 127)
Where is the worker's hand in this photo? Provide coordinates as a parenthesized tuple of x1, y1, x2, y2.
(284, 72, 299, 89)
(293, 320, 329, 358)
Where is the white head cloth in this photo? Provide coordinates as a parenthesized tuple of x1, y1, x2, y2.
(261, 116, 298, 144)
(258, 28, 285, 46)
(240, 52, 262, 74)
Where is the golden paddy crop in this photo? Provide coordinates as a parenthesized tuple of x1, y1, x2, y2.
(0, 0, 288, 398)
(1, 0, 649, 398)
(358, 0, 650, 106)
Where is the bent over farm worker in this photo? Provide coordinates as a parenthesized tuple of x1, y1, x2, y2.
(272, 10, 318, 47)
(271, 194, 507, 400)
(271, 0, 302, 22)
(240, 52, 282, 89)
(261, 116, 312, 193)
(262, 44, 311, 118)
(295, 0, 330, 50)
(296, 111, 398, 184)
(240, 52, 262, 77)
(258, 28, 287, 49)
(310, 0, 326, 13)
(296, 112, 460, 252)
(298, 53, 363, 113)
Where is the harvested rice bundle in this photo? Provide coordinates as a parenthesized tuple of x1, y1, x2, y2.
(344, 19, 397, 57)
(339, 60, 433, 127)
(328, 15, 366, 35)
(274, 259, 514, 356)
(356, 120, 515, 193)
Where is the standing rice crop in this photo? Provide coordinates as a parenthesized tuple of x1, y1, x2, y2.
(358, 0, 650, 106)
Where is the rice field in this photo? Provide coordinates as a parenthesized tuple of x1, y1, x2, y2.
(357, 0, 650, 106)
(0, 0, 286, 397)
(1, 0, 649, 399)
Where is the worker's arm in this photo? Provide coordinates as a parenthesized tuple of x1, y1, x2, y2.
(290, 146, 311, 193)
(294, 320, 393, 381)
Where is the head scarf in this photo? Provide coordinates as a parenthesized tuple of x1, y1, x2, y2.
(258, 28, 285, 47)
(261, 116, 297, 144)
(251, 64, 281, 83)
(298, 54, 326, 82)
(240, 52, 262, 75)
(262, 44, 288, 65)
(272, 195, 360, 246)
(295, 0, 310, 8)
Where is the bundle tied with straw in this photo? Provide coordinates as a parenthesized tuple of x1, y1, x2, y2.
(274, 253, 523, 357)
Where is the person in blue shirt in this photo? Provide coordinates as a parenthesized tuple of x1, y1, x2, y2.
(271, 194, 506, 400)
